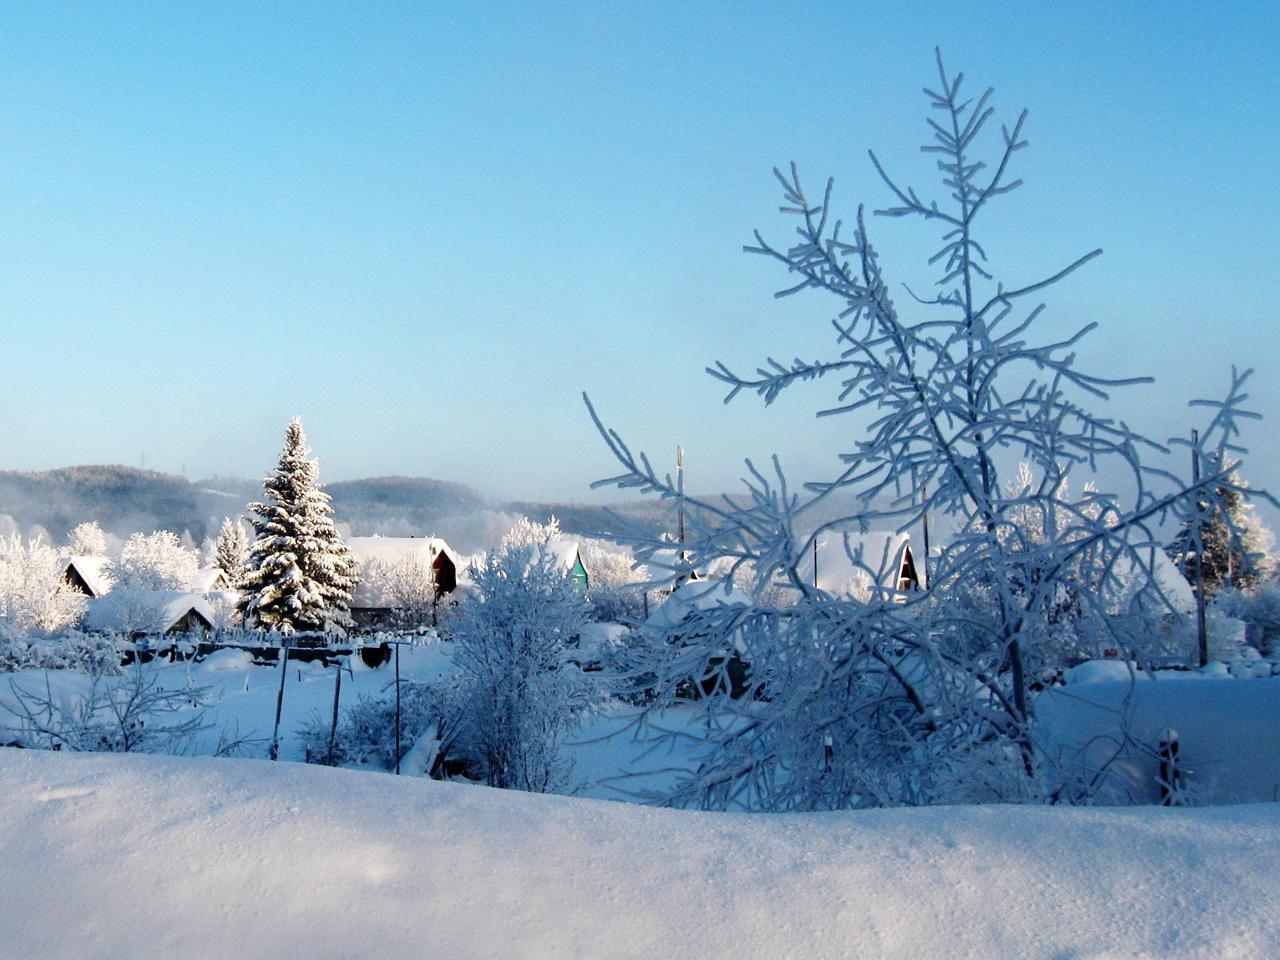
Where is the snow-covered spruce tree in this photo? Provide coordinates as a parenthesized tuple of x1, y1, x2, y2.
(107, 531, 199, 592)
(212, 517, 250, 590)
(238, 418, 359, 634)
(585, 52, 1269, 810)
(1166, 456, 1275, 598)
(66, 521, 107, 557)
(450, 543, 595, 791)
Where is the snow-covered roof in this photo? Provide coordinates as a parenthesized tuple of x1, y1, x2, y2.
(189, 567, 228, 594)
(797, 531, 916, 596)
(348, 536, 459, 608)
(1113, 548, 1196, 615)
(645, 579, 751, 631)
(543, 539, 585, 573)
(60, 555, 112, 598)
(639, 547, 702, 586)
(348, 536, 458, 568)
(84, 590, 214, 635)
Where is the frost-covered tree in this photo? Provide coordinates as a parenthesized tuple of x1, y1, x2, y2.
(586, 52, 1270, 810)
(107, 531, 199, 592)
(361, 554, 438, 628)
(450, 543, 595, 791)
(239, 418, 359, 634)
(580, 539, 649, 622)
(0, 534, 87, 635)
(1167, 456, 1275, 597)
(67, 521, 107, 557)
(499, 515, 562, 552)
(212, 518, 250, 590)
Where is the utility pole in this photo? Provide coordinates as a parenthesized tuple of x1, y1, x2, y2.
(676, 445, 686, 560)
(920, 480, 931, 588)
(1192, 429, 1209, 667)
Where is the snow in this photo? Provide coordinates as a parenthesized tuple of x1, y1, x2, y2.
(1, 749, 1277, 959)
(59, 555, 111, 598)
(643, 578, 750, 631)
(347, 535, 457, 567)
(82, 589, 213, 634)
(542, 537, 584, 573)
(188, 566, 227, 593)
(1037, 674, 1280, 803)
(796, 530, 915, 594)
(348, 535, 460, 606)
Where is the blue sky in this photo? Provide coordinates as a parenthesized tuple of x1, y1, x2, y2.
(0, 2, 1277, 505)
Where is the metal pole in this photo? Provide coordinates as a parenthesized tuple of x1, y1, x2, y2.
(1192, 430, 1208, 667)
(394, 641, 402, 775)
(813, 538, 819, 589)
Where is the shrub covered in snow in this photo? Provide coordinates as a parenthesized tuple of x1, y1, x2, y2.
(300, 680, 449, 770)
(0, 628, 122, 674)
(450, 543, 597, 791)
(0, 533, 88, 636)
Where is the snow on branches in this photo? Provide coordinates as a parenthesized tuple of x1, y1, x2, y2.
(585, 51, 1273, 810)
(239, 418, 359, 635)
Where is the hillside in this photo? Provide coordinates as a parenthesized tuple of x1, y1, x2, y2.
(0, 464, 668, 550)
(2, 749, 1276, 960)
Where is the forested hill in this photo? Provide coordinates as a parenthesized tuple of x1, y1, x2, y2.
(0, 465, 667, 550)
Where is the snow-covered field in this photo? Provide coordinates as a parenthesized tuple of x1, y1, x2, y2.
(2, 749, 1277, 960)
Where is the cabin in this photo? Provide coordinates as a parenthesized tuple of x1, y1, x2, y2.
(59, 555, 112, 599)
(83, 590, 214, 639)
(347, 535, 461, 630)
(543, 539, 589, 590)
(798, 531, 923, 599)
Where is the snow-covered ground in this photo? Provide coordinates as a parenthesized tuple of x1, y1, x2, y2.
(0, 643, 697, 794)
(2, 749, 1277, 960)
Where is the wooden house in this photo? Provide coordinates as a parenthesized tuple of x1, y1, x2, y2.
(798, 531, 923, 599)
(59, 555, 112, 599)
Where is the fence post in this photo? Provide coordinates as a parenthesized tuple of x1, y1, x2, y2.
(1158, 727, 1181, 805)
(394, 640, 402, 775)
(269, 636, 290, 761)
(327, 657, 344, 766)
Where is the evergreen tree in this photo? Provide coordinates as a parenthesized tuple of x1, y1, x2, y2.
(238, 418, 359, 634)
(213, 517, 249, 589)
(1167, 456, 1275, 598)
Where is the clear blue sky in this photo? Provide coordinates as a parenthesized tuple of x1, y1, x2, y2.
(0, 2, 1276, 505)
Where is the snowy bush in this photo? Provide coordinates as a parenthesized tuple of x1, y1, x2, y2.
(0, 533, 88, 636)
(581, 539, 649, 622)
(450, 543, 598, 791)
(0, 628, 122, 674)
(107, 531, 199, 592)
(359, 554, 441, 629)
(1214, 582, 1280, 655)
(585, 54, 1272, 810)
(4, 660, 211, 753)
(300, 680, 449, 770)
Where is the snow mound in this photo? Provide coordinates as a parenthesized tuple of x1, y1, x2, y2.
(1, 751, 1277, 959)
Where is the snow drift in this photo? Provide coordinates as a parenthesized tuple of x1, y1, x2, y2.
(1, 750, 1277, 959)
